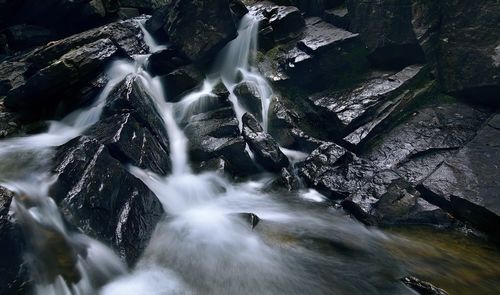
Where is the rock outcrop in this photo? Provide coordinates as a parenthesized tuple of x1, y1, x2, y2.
(242, 112, 289, 172)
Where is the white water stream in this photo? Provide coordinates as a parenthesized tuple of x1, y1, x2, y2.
(0, 14, 426, 295)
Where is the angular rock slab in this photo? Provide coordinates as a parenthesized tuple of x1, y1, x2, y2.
(307, 65, 425, 140)
(184, 104, 257, 176)
(366, 102, 491, 184)
(242, 112, 289, 173)
(50, 136, 164, 265)
(418, 114, 500, 234)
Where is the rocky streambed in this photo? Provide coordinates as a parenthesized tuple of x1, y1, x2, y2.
(0, 0, 499, 294)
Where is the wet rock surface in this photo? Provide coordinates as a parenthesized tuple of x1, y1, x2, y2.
(417, 114, 500, 234)
(306, 65, 425, 142)
(233, 81, 263, 121)
(157, 0, 238, 62)
(0, 187, 28, 295)
(184, 92, 256, 176)
(1, 18, 148, 116)
(50, 136, 164, 266)
(346, 0, 425, 68)
(401, 276, 449, 295)
(242, 112, 289, 172)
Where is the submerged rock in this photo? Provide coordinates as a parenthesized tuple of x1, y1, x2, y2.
(401, 276, 449, 295)
(242, 112, 289, 172)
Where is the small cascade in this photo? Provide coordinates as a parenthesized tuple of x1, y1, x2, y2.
(0, 55, 146, 294)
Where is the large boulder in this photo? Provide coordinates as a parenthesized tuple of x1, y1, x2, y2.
(161, 0, 238, 62)
(242, 112, 289, 172)
(183, 88, 257, 176)
(50, 136, 164, 266)
(233, 81, 263, 121)
(417, 114, 500, 235)
(365, 102, 491, 184)
(1, 18, 149, 115)
(258, 17, 367, 90)
(160, 65, 205, 102)
(251, 2, 305, 43)
(5, 38, 118, 111)
(435, 1, 500, 105)
(346, 0, 425, 68)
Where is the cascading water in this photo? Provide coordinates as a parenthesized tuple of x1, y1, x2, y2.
(1, 13, 496, 295)
(100, 15, 412, 294)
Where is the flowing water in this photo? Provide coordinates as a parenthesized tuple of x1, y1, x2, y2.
(1, 14, 499, 295)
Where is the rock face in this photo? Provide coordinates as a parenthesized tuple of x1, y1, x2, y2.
(51, 137, 164, 266)
(251, 2, 306, 43)
(183, 86, 256, 176)
(242, 112, 289, 172)
(0, 187, 28, 295)
(160, 65, 204, 102)
(435, 1, 500, 105)
(306, 65, 425, 143)
(1, 18, 148, 115)
(161, 0, 238, 62)
(49, 75, 170, 266)
(257, 16, 367, 89)
(346, 0, 425, 68)
(417, 114, 500, 234)
(366, 103, 491, 184)
(233, 81, 263, 121)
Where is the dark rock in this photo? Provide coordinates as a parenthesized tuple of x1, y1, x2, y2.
(160, 65, 204, 102)
(298, 143, 400, 222)
(306, 65, 425, 143)
(271, 167, 302, 191)
(5, 38, 118, 112)
(161, 0, 238, 62)
(417, 114, 500, 235)
(5, 24, 56, 50)
(103, 75, 170, 153)
(233, 81, 263, 121)
(229, 0, 249, 19)
(25, 18, 148, 69)
(372, 179, 453, 227)
(268, 94, 326, 153)
(0, 187, 29, 295)
(195, 157, 231, 176)
(234, 213, 260, 229)
(435, 1, 500, 105)
(346, 0, 425, 68)
(242, 112, 289, 172)
(184, 105, 257, 176)
(117, 7, 141, 19)
(262, 17, 367, 89)
(86, 113, 171, 175)
(366, 103, 491, 184)
(251, 2, 305, 43)
(0, 61, 28, 96)
(401, 276, 449, 295)
(50, 136, 164, 265)
(119, 0, 170, 12)
(323, 8, 349, 30)
(146, 47, 189, 77)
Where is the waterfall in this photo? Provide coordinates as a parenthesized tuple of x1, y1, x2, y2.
(0, 12, 454, 295)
